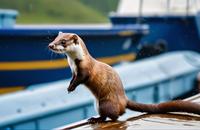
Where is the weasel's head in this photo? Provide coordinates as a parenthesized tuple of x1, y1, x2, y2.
(48, 32, 81, 54)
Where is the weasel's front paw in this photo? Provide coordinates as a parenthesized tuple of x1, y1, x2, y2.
(88, 117, 105, 124)
(67, 85, 75, 93)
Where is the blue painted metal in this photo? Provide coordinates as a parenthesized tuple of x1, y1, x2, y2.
(0, 51, 199, 130)
(195, 12, 200, 38)
(109, 15, 200, 53)
(0, 24, 148, 88)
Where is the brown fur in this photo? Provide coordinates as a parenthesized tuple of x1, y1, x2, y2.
(49, 33, 200, 123)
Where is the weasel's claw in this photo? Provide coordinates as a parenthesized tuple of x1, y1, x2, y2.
(88, 117, 104, 124)
(67, 86, 75, 93)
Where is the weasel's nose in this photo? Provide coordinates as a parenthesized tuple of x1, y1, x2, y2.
(48, 44, 54, 49)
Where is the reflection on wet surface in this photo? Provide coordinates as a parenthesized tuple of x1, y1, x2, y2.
(127, 113, 200, 121)
(60, 94, 200, 130)
(127, 113, 200, 129)
(62, 113, 200, 130)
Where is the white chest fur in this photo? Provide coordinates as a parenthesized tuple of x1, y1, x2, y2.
(66, 44, 84, 75)
(67, 57, 78, 75)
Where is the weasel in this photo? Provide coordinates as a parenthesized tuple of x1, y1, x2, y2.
(49, 32, 200, 123)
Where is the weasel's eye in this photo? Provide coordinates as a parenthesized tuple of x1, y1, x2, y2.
(60, 40, 66, 45)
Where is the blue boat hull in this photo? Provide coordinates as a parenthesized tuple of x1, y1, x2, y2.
(0, 25, 147, 93)
(110, 15, 200, 52)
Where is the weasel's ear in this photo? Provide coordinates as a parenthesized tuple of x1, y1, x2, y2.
(71, 34, 79, 44)
(58, 31, 63, 36)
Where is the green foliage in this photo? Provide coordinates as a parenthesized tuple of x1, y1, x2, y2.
(0, 0, 119, 24)
(80, 0, 119, 15)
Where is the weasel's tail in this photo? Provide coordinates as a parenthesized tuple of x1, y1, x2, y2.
(127, 100, 200, 115)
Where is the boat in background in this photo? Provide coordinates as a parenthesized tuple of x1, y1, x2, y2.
(0, 22, 148, 94)
(110, 0, 200, 52)
(1, 0, 200, 94)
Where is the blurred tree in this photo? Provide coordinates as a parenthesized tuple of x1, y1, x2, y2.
(0, 0, 118, 24)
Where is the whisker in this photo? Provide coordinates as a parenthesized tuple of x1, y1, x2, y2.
(50, 51, 54, 60)
(45, 30, 54, 42)
(45, 45, 48, 49)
